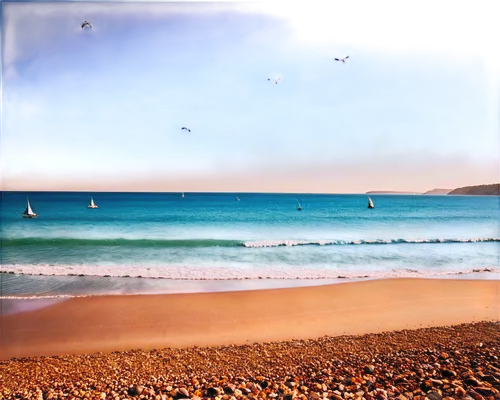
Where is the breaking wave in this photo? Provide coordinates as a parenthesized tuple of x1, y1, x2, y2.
(241, 237, 500, 247)
(3, 236, 499, 249)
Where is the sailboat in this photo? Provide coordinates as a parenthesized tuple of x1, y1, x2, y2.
(367, 196, 375, 209)
(296, 199, 302, 211)
(22, 198, 38, 218)
(87, 196, 98, 209)
(181, 192, 185, 198)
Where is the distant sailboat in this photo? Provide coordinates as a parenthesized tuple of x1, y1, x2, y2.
(296, 199, 302, 211)
(367, 196, 375, 209)
(236, 197, 240, 201)
(22, 198, 38, 218)
(87, 197, 98, 209)
(181, 192, 185, 198)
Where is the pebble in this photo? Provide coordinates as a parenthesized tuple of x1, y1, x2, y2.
(1, 321, 499, 400)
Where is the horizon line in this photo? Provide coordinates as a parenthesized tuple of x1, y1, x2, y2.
(0, 189, 426, 195)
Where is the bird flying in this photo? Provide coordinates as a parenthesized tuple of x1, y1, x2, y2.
(81, 21, 93, 29)
(181, 127, 191, 132)
(268, 77, 282, 84)
(334, 56, 349, 63)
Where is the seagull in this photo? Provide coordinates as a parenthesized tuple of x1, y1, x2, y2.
(81, 21, 93, 29)
(334, 56, 349, 64)
(181, 127, 191, 132)
(267, 77, 282, 84)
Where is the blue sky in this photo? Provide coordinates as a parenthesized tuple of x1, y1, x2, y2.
(1, 0, 498, 193)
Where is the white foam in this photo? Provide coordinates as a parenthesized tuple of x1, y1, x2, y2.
(0, 294, 87, 299)
(242, 237, 500, 247)
(1, 264, 498, 282)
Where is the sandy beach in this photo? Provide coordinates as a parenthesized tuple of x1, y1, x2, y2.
(1, 278, 498, 360)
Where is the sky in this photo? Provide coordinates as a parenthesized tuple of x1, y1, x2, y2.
(1, 0, 499, 193)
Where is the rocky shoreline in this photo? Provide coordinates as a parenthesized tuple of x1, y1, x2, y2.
(1, 322, 499, 400)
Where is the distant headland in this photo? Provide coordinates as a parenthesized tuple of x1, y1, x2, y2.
(368, 183, 499, 196)
(447, 183, 500, 196)
(423, 188, 453, 195)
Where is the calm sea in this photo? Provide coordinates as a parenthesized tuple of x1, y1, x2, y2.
(1, 191, 499, 297)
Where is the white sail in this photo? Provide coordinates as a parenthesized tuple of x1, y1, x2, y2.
(88, 196, 98, 208)
(296, 199, 302, 210)
(22, 198, 38, 218)
(26, 200, 34, 215)
(368, 196, 375, 209)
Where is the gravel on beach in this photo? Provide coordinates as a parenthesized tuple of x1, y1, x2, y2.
(1, 321, 499, 400)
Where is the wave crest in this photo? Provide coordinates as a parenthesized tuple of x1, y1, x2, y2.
(3, 236, 498, 249)
(241, 237, 500, 248)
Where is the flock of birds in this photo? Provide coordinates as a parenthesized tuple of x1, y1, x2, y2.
(78, 20, 350, 135)
(70, 18, 366, 211)
(72, 19, 364, 211)
(181, 55, 348, 133)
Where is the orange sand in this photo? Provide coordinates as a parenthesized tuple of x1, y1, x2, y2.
(1, 278, 498, 360)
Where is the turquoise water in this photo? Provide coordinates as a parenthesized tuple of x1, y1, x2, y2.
(1, 191, 499, 296)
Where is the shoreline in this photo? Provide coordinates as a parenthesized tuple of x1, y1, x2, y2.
(1, 277, 498, 360)
(1, 269, 498, 300)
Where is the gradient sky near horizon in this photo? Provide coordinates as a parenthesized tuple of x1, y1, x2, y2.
(1, 0, 498, 193)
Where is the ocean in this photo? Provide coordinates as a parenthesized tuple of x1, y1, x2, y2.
(1, 191, 499, 298)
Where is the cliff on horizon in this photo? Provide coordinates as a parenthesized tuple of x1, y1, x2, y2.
(448, 183, 500, 196)
(423, 188, 452, 195)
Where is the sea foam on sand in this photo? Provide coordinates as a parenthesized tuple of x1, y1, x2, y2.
(1, 263, 498, 286)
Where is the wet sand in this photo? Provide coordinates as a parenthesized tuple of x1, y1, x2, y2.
(1, 278, 498, 360)
(1, 270, 497, 299)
